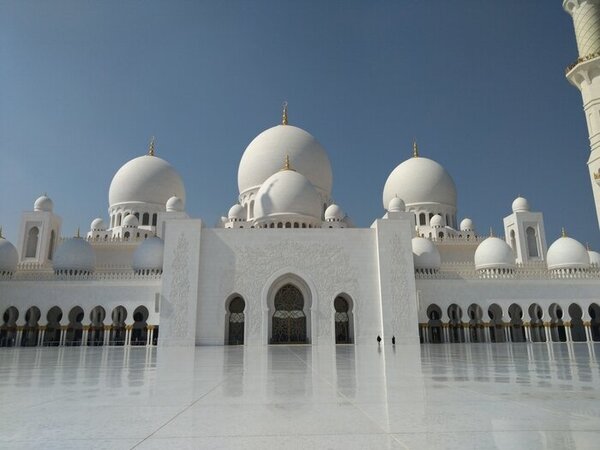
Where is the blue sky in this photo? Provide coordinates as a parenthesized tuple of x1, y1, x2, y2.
(0, 1, 596, 248)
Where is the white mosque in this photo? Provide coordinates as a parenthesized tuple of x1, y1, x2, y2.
(2, 0, 600, 349)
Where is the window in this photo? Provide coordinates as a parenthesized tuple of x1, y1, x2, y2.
(419, 213, 426, 226)
(526, 227, 538, 258)
(142, 213, 150, 225)
(25, 227, 39, 258)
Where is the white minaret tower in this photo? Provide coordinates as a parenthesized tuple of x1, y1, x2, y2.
(564, 0, 600, 227)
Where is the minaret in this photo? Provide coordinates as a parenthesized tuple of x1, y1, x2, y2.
(564, 0, 600, 226)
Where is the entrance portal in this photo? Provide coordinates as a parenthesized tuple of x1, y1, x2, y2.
(271, 284, 307, 344)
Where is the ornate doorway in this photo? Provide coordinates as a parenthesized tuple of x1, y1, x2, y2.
(271, 284, 307, 344)
(228, 296, 245, 345)
(334, 296, 351, 344)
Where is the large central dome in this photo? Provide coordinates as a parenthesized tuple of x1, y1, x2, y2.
(382, 156, 457, 210)
(109, 155, 186, 208)
(237, 125, 333, 197)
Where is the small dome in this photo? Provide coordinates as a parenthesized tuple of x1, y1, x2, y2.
(460, 218, 474, 232)
(132, 236, 164, 272)
(166, 195, 185, 212)
(430, 214, 444, 228)
(53, 238, 96, 273)
(238, 124, 332, 197)
(0, 237, 18, 274)
(547, 236, 590, 270)
(512, 196, 530, 213)
(228, 204, 246, 220)
(325, 204, 345, 221)
(383, 156, 457, 210)
(109, 155, 186, 208)
(588, 250, 600, 267)
(474, 237, 515, 270)
(412, 237, 441, 271)
(253, 169, 322, 220)
(34, 195, 53, 212)
(90, 218, 106, 231)
(122, 215, 139, 228)
(387, 197, 405, 212)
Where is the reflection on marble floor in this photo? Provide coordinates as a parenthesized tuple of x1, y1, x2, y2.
(1, 343, 600, 449)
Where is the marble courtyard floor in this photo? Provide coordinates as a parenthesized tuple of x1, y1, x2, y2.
(1, 343, 600, 449)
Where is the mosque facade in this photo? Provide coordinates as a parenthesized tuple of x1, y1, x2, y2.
(2, 1, 600, 348)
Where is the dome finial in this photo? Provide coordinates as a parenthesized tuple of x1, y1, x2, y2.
(148, 136, 155, 156)
(561, 227, 567, 238)
(489, 227, 494, 237)
(412, 139, 419, 158)
(282, 101, 288, 125)
(76, 227, 80, 238)
(282, 154, 294, 171)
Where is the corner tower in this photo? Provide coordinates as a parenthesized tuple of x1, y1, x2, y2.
(564, 0, 600, 226)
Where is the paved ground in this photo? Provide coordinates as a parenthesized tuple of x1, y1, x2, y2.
(0, 343, 599, 449)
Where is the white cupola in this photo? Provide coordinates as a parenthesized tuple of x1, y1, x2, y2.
(412, 237, 441, 272)
(474, 235, 515, 271)
(0, 230, 19, 276)
(132, 236, 164, 274)
(546, 229, 590, 271)
(53, 232, 96, 275)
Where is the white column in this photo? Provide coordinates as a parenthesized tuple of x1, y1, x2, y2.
(566, 323, 573, 342)
(104, 327, 110, 346)
(37, 329, 45, 347)
(16, 329, 23, 347)
(82, 328, 89, 346)
(125, 327, 131, 346)
(524, 324, 531, 342)
(585, 323, 593, 342)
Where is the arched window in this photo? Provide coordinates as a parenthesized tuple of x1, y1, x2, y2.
(142, 213, 150, 226)
(419, 213, 426, 226)
(117, 213, 122, 226)
(510, 230, 517, 253)
(48, 230, 56, 260)
(526, 227, 539, 258)
(124, 231, 130, 239)
(277, 222, 283, 228)
(152, 213, 158, 226)
(25, 227, 39, 258)
(285, 222, 291, 228)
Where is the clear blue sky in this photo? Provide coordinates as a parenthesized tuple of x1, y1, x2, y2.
(0, 1, 596, 248)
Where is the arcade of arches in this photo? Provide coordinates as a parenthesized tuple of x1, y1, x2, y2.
(421, 302, 600, 344)
(0, 305, 158, 348)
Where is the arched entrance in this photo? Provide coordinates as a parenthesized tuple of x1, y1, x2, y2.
(88, 306, 106, 346)
(334, 296, 352, 344)
(65, 306, 84, 346)
(44, 306, 62, 346)
(271, 284, 307, 344)
(110, 306, 127, 345)
(427, 304, 443, 343)
(227, 296, 245, 345)
(131, 306, 149, 346)
(508, 303, 525, 342)
(0, 307, 19, 347)
(22, 306, 41, 347)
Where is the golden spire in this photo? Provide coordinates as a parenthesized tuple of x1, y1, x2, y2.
(281, 154, 295, 171)
(282, 101, 288, 125)
(561, 227, 567, 238)
(412, 139, 419, 158)
(148, 136, 155, 156)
